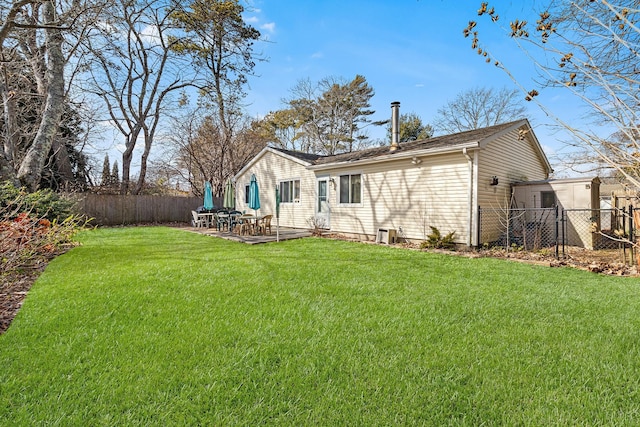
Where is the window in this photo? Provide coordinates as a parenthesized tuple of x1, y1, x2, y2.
(339, 173, 361, 204)
(541, 191, 555, 208)
(279, 179, 300, 203)
(245, 184, 250, 204)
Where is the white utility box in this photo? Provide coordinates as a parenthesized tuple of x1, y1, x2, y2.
(376, 228, 397, 244)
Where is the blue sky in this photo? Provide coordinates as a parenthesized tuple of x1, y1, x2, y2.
(242, 0, 588, 176)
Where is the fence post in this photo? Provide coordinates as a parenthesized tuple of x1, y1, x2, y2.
(506, 206, 511, 251)
(555, 205, 559, 259)
(630, 205, 635, 265)
(561, 208, 566, 258)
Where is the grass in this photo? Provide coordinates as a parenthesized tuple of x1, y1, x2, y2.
(1, 226, 640, 425)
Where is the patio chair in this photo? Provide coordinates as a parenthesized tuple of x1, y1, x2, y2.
(228, 210, 242, 231)
(191, 210, 206, 228)
(258, 214, 273, 235)
(237, 214, 256, 235)
(215, 210, 230, 231)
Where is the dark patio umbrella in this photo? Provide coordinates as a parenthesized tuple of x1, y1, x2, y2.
(203, 181, 214, 211)
(248, 174, 260, 215)
(223, 179, 235, 210)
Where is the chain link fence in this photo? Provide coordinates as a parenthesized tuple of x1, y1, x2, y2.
(563, 207, 635, 251)
(479, 206, 558, 252)
(478, 205, 637, 262)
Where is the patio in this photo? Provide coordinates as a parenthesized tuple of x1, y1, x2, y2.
(187, 225, 312, 244)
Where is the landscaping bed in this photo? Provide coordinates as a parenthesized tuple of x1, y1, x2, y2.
(1, 271, 39, 333)
(324, 233, 639, 277)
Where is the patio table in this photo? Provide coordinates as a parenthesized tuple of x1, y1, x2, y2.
(236, 214, 263, 235)
(197, 212, 215, 228)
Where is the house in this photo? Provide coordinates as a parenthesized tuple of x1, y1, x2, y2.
(234, 104, 552, 247)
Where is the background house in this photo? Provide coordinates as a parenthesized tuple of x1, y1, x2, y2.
(234, 109, 553, 247)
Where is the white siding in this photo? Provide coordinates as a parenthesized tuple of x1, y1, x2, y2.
(235, 151, 316, 228)
(476, 128, 550, 245)
(325, 153, 471, 243)
(235, 124, 551, 246)
(477, 129, 549, 210)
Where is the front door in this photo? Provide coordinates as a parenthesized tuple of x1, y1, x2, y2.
(316, 177, 330, 229)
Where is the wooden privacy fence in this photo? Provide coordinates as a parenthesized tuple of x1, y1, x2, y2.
(74, 194, 223, 226)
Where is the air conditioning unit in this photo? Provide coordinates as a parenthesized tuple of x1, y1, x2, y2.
(376, 228, 397, 244)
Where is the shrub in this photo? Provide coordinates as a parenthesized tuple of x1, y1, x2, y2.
(1, 181, 85, 274)
(421, 226, 456, 250)
(0, 181, 76, 222)
(307, 216, 327, 237)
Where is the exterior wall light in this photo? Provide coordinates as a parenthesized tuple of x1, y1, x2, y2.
(490, 176, 499, 186)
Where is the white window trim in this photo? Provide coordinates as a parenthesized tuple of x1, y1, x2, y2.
(336, 171, 364, 207)
(278, 178, 302, 204)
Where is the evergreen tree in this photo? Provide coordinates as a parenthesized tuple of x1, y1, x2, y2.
(386, 112, 433, 143)
(101, 155, 111, 186)
(111, 161, 120, 187)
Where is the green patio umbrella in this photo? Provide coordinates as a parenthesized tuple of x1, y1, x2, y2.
(223, 179, 235, 210)
(203, 181, 214, 211)
(248, 174, 260, 216)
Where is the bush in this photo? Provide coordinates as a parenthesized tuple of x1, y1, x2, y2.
(0, 181, 76, 222)
(1, 181, 85, 274)
(421, 226, 456, 250)
(307, 216, 327, 237)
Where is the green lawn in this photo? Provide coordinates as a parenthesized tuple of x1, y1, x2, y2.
(1, 227, 639, 425)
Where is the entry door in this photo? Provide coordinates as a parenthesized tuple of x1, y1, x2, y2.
(316, 177, 330, 229)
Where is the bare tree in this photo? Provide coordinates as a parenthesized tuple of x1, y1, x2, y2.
(162, 107, 267, 197)
(0, 0, 103, 190)
(1, 1, 65, 189)
(81, 0, 193, 194)
(466, 1, 640, 188)
(433, 86, 527, 134)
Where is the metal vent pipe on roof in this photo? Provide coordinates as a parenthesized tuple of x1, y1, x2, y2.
(390, 101, 400, 152)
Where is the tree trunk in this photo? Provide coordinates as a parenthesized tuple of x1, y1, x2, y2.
(52, 139, 74, 187)
(120, 127, 141, 194)
(134, 129, 152, 195)
(0, 152, 18, 185)
(1, 67, 18, 167)
(0, 66, 19, 185)
(16, 1, 65, 191)
(120, 144, 134, 195)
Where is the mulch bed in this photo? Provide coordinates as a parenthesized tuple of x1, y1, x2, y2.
(1, 270, 42, 334)
(324, 233, 640, 277)
(1, 249, 71, 335)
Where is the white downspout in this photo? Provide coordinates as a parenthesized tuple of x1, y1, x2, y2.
(463, 148, 477, 247)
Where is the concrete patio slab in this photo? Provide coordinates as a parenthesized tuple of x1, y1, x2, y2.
(185, 226, 313, 244)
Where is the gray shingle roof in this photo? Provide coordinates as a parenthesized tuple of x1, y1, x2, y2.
(271, 120, 524, 165)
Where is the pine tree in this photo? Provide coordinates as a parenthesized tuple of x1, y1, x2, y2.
(111, 161, 120, 187)
(101, 155, 111, 186)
